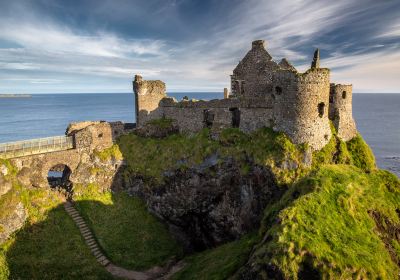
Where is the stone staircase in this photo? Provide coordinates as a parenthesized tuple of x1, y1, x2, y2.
(64, 201, 111, 267)
(63, 200, 182, 279)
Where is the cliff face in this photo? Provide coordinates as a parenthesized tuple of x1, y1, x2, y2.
(1, 123, 399, 279)
(127, 157, 281, 251)
(0, 161, 27, 244)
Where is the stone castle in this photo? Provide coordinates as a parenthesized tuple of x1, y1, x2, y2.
(133, 40, 357, 150)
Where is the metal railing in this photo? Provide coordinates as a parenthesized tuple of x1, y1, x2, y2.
(0, 136, 74, 159)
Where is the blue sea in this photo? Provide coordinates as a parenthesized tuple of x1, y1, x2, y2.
(0, 93, 399, 177)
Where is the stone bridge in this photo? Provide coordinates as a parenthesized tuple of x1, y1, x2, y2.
(0, 121, 134, 188)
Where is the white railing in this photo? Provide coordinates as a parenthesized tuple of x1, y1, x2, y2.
(0, 136, 74, 159)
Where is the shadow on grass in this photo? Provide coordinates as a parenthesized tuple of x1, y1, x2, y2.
(3, 190, 183, 280)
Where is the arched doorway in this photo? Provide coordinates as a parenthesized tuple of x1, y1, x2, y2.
(47, 164, 73, 200)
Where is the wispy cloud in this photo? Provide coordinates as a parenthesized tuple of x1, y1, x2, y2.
(0, 0, 399, 93)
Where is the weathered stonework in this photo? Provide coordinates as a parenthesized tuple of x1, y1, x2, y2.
(133, 75, 167, 127)
(11, 121, 132, 189)
(329, 84, 357, 141)
(133, 39, 358, 150)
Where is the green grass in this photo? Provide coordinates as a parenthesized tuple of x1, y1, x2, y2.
(346, 134, 376, 172)
(256, 165, 400, 279)
(173, 233, 258, 280)
(94, 144, 123, 162)
(0, 189, 112, 279)
(118, 127, 308, 185)
(73, 184, 183, 270)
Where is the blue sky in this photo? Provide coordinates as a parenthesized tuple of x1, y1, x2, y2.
(0, 0, 399, 93)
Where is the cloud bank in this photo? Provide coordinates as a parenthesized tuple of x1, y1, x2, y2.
(0, 0, 399, 93)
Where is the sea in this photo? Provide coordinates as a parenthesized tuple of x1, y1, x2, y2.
(0, 93, 399, 177)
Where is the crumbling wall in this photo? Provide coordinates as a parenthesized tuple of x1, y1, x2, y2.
(160, 97, 274, 134)
(133, 75, 166, 127)
(231, 40, 279, 99)
(273, 68, 332, 150)
(329, 84, 357, 141)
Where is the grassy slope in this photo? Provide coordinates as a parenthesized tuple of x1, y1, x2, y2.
(73, 184, 183, 270)
(256, 165, 400, 279)
(0, 185, 112, 280)
(1, 126, 398, 279)
(0, 158, 182, 278)
(173, 233, 258, 280)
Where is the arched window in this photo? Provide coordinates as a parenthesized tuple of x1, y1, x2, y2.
(318, 102, 325, 118)
(275, 86, 282, 95)
(342, 91, 347, 99)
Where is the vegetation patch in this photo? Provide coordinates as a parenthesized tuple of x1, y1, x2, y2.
(118, 127, 308, 185)
(94, 144, 123, 162)
(256, 165, 400, 279)
(346, 134, 376, 172)
(0, 183, 111, 279)
(74, 186, 183, 270)
(173, 233, 257, 280)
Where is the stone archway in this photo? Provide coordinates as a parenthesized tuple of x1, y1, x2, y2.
(47, 164, 73, 200)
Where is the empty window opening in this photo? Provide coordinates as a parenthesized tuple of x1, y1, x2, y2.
(229, 107, 241, 128)
(342, 91, 347, 99)
(275, 86, 282, 95)
(318, 102, 325, 118)
(98, 133, 103, 138)
(203, 109, 215, 128)
(47, 164, 73, 200)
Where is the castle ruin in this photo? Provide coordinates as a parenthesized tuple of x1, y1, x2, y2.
(133, 40, 357, 150)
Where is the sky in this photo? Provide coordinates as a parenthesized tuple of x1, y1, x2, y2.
(0, 0, 399, 94)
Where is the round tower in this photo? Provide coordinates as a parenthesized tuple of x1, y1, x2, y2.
(272, 68, 332, 150)
(329, 84, 357, 141)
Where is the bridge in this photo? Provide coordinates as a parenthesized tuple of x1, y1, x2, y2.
(0, 136, 74, 159)
(2, 121, 133, 189)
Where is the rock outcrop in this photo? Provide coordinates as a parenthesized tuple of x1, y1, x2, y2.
(126, 157, 281, 251)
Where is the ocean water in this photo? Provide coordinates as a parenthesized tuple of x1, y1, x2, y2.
(0, 93, 399, 177)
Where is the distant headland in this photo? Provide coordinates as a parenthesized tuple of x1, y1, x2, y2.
(0, 94, 32, 98)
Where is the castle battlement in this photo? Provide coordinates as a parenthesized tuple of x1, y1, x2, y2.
(133, 40, 357, 150)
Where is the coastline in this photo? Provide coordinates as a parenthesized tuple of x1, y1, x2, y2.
(0, 94, 32, 98)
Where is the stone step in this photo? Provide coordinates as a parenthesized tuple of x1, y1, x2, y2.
(84, 237, 95, 243)
(87, 240, 97, 247)
(88, 242, 98, 249)
(97, 255, 108, 263)
(81, 229, 91, 235)
(82, 231, 93, 237)
(100, 259, 110, 267)
(94, 251, 103, 258)
(92, 248, 102, 256)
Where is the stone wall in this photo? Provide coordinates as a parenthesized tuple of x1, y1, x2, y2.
(133, 39, 358, 151)
(272, 68, 332, 150)
(329, 84, 357, 141)
(231, 40, 280, 99)
(10, 121, 129, 189)
(160, 97, 273, 134)
(133, 75, 166, 126)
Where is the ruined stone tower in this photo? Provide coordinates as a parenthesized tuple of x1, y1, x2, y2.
(329, 83, 357, 140)
(132, 40, 358, 150)
(133, 75, 166, 126)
